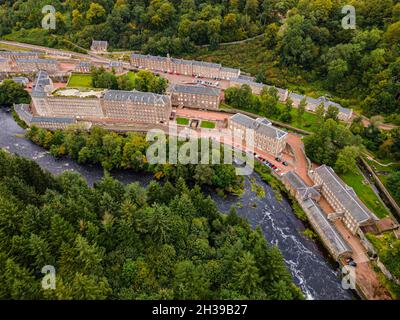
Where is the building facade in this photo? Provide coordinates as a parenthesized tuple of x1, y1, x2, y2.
(33, 96, 103, 118)
(168, 84, 221, 110)
(220, 67, 241, 80)
(0, 58, 11, 72)
(289, 93, 353, 122)
(309, 165, 378, 235)
(230, 77, 289, 102)
(282, 171, 321, 202)
(75, 61, 92, 73)
(108, 61, 124, 73)
(229, 113, 288, 156)
(15, 58, 59, 74)
(0, 51, 39, 61)
(282, 171, 352, 260)
(29, 72, 172, 126)
(101, 90, 171, 124)
(91, 40, 108, 52)
(14, 104, 79, 130)
(130, 53, 241, 80)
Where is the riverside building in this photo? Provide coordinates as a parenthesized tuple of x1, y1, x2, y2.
(229, 113, 288, 157)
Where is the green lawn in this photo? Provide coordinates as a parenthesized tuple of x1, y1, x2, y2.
(276, 103, 320, 132)
(200, 120, 216, 129)
(339, 169, 390, 219)
(176, 117, 189, 125)
(67, 74, 94, 88)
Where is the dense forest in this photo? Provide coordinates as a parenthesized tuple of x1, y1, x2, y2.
(0, 80, 31, 108)
(26, 125, 244, 195)
(0, 0, 278, 50)
(188, 0, 400, 121)
(0, 149, 303, 299)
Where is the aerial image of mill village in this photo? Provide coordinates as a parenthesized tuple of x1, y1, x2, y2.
(0, 0, 399, 308)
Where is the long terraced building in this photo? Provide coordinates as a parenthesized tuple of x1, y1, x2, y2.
(130, 53, 241, 80)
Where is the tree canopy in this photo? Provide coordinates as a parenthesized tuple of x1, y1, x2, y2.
(0, 150, 303, 300)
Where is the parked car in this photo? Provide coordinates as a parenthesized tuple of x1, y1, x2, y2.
(275, 157, 282, 162)
(282, 161, 289, 166)
(345, 257, 353, 264)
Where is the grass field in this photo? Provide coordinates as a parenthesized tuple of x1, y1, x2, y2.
(276, 103, 320, 132)
(67, 74, 94, 88)
(176, 117, 189, 125)
(339, 169, 390, 218)
(200, 120, 216, 129)
(2, 28, 87, 54)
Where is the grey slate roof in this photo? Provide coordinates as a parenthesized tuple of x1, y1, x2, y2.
(109, 61, 123, 67)
(192, 60, 221, 68)
(220, 67, 240, 74)
(232, 78, 288, 97)
(289, 92, 352, 116)
(31, 116, 76, 124)
(303, 198, 352, 258)
(14, 104, 33, 122)
(103, 89, 170, 105)
(0, 51, 39, 57)
(231, 113, 256, 128)
(31, 71, 52, 97)
(12, 77, 29, 85)
(170, 58, 194, 66)
(91, 40, 108, 49)
(232, 77, 265, 88)
(168, 84, 221, 96)
(230, 113, 288, 140)
(315, 165, 378, 223)
(16, 58, 57, 64)
(77, 61, 91, 67)
(283, 171, 308, 189)
(283, 171, 321, 200)
(131, 53, 228, 71)
(238, 75, 255, 81)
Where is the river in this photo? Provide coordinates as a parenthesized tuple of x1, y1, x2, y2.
(0, 109, 354, 300)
